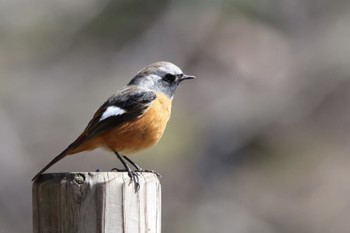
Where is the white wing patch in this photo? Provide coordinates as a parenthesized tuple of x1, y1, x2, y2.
(100, 106, 126, 121)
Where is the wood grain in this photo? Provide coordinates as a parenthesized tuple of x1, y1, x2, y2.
(33, 172, 161, 233)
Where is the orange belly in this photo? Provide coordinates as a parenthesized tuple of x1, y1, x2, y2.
(72, 92, 172, 155)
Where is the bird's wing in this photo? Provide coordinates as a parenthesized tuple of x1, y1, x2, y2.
(80, 86, 156, 142)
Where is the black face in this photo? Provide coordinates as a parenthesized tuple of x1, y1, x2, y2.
(157, 73, 183, 98)
(163, 73, 185, 84)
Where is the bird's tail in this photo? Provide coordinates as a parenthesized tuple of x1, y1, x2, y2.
(31, 146, 72, 181)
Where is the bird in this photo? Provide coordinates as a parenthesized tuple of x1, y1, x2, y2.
(32, 61, 195, 190)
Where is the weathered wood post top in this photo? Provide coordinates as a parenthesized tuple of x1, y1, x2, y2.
(33, 172, 161, 233)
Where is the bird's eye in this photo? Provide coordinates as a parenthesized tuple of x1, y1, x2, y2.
(163, 73, 176, 83)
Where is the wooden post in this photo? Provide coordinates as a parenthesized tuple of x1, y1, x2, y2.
(33, 172, 161, 233)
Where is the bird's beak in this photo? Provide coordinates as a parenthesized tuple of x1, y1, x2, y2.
(180, 74, 196, 82)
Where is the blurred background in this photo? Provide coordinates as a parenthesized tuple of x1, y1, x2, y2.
(1, 0, 350, 232)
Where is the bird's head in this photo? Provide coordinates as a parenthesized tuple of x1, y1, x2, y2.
(128, 61, 195, 99)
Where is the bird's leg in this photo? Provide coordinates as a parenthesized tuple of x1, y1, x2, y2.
(122, 155, 142, 170)
(123, 155, 162, 179)
(113, 152, 140, 192)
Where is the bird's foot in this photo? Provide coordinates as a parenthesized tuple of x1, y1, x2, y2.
(121, 155, 161, 179)
(127, 170, 140, 192)
(136, 169, 162, 179)
(111, 167, 140, 192)
(111, 168, 126, 172)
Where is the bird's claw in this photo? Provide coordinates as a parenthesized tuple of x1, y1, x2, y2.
(111, 168, 125, 172)
(111, 168, 140, 192)
(127, 170, 140, 192)
(137, 169, 162, 179)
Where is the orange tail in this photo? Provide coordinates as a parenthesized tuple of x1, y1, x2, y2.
(31, 146, 72, 181)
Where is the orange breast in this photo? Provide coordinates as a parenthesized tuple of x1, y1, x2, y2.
(99, 92, 172, 154)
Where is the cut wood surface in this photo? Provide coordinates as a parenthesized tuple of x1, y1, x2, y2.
(32, 172, 161, 233)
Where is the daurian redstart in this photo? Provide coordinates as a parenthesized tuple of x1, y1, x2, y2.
(32, 61, 195, 190)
